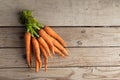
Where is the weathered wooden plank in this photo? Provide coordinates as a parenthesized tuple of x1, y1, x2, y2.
(0, 67, 120, 80)
(0, 28, 25, 47)
(1, 27, 120, 47)
(1, 0, 120, 26)
(1, 48, 120, 67)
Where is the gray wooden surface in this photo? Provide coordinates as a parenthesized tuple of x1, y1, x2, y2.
(1, 0, 120, 26)
(1, 0, 120, 80)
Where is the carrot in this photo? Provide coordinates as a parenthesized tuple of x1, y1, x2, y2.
(35, 59, 39, 72)
(32, 37, 42, 68)
(25, 32, 31, 67)
(39, 29, 54, 54)
(54, 46, 65, 57)
(44, 26, 67, 47)
(44, 57, 47, 72)
(40, 45, 48, 71)
(38, 37, 52, 57)
(50, 37, 68, 56)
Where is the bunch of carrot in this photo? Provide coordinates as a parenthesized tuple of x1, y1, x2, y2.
(20, 10, 68, 72)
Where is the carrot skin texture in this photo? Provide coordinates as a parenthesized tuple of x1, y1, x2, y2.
(40, 45, 48, 71)
(38, 37, 52, 57)
(54, 46, 65, 57)
(40, 45, 48, 60)
(44, 26, 67, 47)
(32, 37, 42, 68)
(35, 59, 39, 72)
(39, 29, 54, 54)
(44, 58, 47, 72)
(25, 32, 31, 67)
(51, 37, 68, 56)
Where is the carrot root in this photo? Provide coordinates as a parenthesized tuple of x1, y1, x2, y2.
(40, 45, 48, 71)
(25, 32, 32, 67)
(39, 29, 54, 55)
(54, 46, 65, 57)
(44, 26, 67, 47)
(32, 37, 42, 68)
(38, 37, 52, 57)
(50, 36, 68, 56)
(35, 59, 39, 72)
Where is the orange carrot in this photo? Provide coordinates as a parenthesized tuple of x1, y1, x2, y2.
(44, 26, 67, 47)
(39, 29, 54, 54)
(38, 37, 52, 57)
(40, 45, 48, 71)
(32, 37, 42, 68)
(50, 37, 68, 56)
(35, 59, 39, 72)
(25, 32, 31, 67)
(54, 46, 65, 57)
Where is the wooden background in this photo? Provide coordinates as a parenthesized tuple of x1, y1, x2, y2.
(1, 0, 120, 80)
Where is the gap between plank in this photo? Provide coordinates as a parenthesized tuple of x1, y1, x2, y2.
(1, 26, 120, 28)
(1, 65, 120, 69)
(1, 46, 120, 49)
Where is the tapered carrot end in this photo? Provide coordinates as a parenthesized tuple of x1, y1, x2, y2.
(52, 51, 55, 56)
(35, 65, 39, 73)
(39, 57, 42, 68)
(49, 53, 53, 58)
(65, 53, 69, 56)
(44, 66, 47, 72)
(28, 63, 32, 68)
(62, 54, 66, 57)
(63, 44, 67, 48)
(40, 62, 42, 69)
(44, 57, 47, 72)
(61, 55, 66, 58)
(44, 62, 47, 72)
(65, 48, 69, 56)
(48, 48, 53, 58)
(51, 46, 55, 56)
(59, 54, 66, 58)
(62, 48, 69, 56)
(65, 52, 69, 56)
(35, 69, 39, 73)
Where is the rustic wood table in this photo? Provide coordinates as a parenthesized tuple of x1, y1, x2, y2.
(1, 0, 120, 80)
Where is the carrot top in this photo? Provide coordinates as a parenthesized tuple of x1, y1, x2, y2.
(20, 10, 44, 37)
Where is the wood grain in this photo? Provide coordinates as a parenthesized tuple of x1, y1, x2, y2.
(1, 48, 120, 68)
(1, 0, 120, 79)
(1, 0, 120, 26)
(1, 27, 120, 47)
(0, 67, 120, 80)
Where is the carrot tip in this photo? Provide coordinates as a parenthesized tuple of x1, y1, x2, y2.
(61, 55, 66, 58)
(44, 66, 47, 72)
(49, 55, 53, 58)
(35, 70, 39, 73)
(65, 53, 69, 56)
(27, 63, 31, 68)
(52, 51, 55, 55)
(48, 53, 53, 58)
(39, 62, 42, 68)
